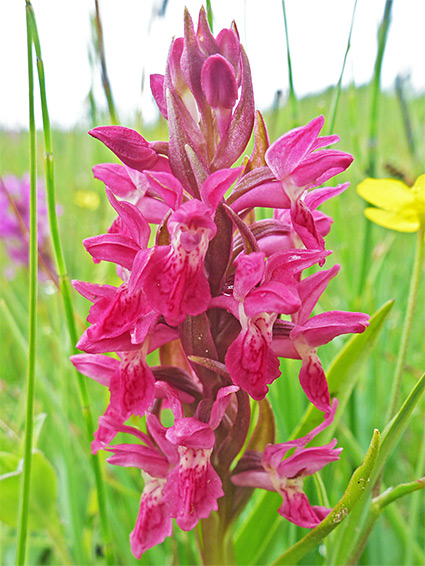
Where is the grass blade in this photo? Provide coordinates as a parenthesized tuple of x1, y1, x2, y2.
(25, 2, 114, 562)
(327, 0, 358, 134)
(345, 476, 424, 566)
(372, 373, 425, 487)
(386, 223, 425, 420)
(15, 9, 38, 564)
(338, 373, 425, 564)
(406, 423, 425, 564)
(206, 0, 214, 33)
(357, 0, 394, 294)
(281, 0, 298, 127)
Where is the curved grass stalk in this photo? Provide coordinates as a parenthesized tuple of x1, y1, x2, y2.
(281, 0, 298, 127)
(326, 0, 358, 135)
(15, 10, 38, 564)
(24, 2, 114, 563)
(357, 0, 394, 295)
(337, 420, 425, 565)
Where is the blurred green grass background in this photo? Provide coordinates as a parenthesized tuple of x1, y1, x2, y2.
(1, 80, 424, 565)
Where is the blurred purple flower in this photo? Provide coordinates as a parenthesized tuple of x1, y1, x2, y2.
(0, 174, 58, 280)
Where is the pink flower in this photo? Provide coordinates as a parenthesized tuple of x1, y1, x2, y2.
(161, 384, 238, 530)
(83, 188, 150, 271)
(70, 8, 372, 558)
(265, 116, 353, 250)
(130, 473, 173, 558)
(100, 384, 237, 554)
(229, 117, 352, 251)
(272, 265, 370, 413)
(212, 251, 301, 400)
(265, 116, 353, 198)
(261, 184, 349, 253)
(102, 416, 178, 556)
(232, 399, 342, 528)
(130, 167, 241, 326)
(152, 7, 254, 195)
(137, 199, 217, 326)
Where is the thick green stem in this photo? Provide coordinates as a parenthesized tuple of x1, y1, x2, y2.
(357, 0, 393, 295)
(386, 223, 425, 420)
(25, 3, 114, 563)
(201, 512, 228, 565)
(15, 11, 38, 565)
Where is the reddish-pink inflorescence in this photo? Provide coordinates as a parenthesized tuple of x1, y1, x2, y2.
(71, 6, 369, 557)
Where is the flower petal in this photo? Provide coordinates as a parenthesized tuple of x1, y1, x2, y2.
(226, 317, 280, 401)
(357, 178, 413, 211)
(89, 126, 159, 171)
(364, 207, 420, 232)
(164, 450, 223, 531)
(278, 490, 330, 529)
(265, 116, 324, 181)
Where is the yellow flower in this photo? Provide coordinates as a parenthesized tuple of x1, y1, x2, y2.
(357, 174, 425, 233)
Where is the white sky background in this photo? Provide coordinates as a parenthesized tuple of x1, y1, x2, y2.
(0, 0, 424, 130)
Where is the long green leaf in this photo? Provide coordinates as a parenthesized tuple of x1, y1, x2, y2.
(292, 300, 394, 440)
(272, 429, 380, 565)
(234, 491, 282, 565)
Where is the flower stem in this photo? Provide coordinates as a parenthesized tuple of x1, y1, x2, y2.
(15, 10, 38, 565)
(25, 2, 114, 563)
(386, 223, 425, 421)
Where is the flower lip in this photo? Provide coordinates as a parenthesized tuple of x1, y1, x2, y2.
(168, 199, 217, 239)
